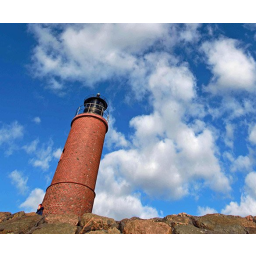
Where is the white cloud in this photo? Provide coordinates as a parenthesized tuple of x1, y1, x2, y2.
(94, 58, 231, 219)
(93, 192, 159, 221)
(29, 24, 202, 99)
(249, 124, 256, 144)
(27, 139, 60, 171)
(29, 24, 170, 93)
(105, 116, 130, 150)
(29, 24, 232, 219)
(224, 123, 234, 148)
(221, 172, 256, 216)
(221, 195, 256, 217)
(93, 152, 160, 220)
(53, 148, 62, 159)
(231, 155, 253, 172)
(33, 117, 41, 124)
(245, 172, 256, 198)
(202, 38, 256, 94)
(179, 23, 201, 43)
(9, 170, 28, 195)
(197, 206, 217, 216)
(22, 139, 39, 154)
(20, 188, 45, 212)
(0, 121, 24, 155)
(29, 141, 53, 170)
(208, 97, 255, 121)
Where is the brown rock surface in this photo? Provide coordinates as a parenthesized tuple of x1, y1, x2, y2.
(32, 223, 78, 234)
(45, 213, 79, 226)
(173, 224, 206, 234)
(12, 211, 26, 219)
(163, 214, 193, 226)
(0, 212, 12, 223)
(122, 219, 172, 234)
(0, 215, 43, 234)
(87, 227, 121, 234)
(79, 213, 118, 234)
(1, 211, 256, 234)
(193, 214, 256, 234)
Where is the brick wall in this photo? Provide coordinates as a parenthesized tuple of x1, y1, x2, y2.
(42, 113, 108, 216)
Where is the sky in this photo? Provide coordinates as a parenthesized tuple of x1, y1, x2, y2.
(2, 23, 256, 221)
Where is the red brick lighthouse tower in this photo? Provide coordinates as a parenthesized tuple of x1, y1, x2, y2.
(42, 93, 108, 216)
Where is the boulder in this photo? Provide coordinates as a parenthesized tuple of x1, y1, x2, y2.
(79, 213, 118, 234)
(25, 212, 38, 217)
(32, 223, 77, 234)
(173, 224, 206, 234)
(45, 214, 79, 226)
(122, 219, 172, 234)
(0, 212, 12, 223)
(86, 227, 121, 234)
(0, 215, 43, 234)
(193, 214, 253, 234)
(12, 211, 26, 219)
(163, 214, 193, 227)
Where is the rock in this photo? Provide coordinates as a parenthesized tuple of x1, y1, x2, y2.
(0, 215, 43, 234)
(163, 214, 193, 227)
(173, 224, 206, 234)
(245, 215, 253, 221)
(45, 214, 79, 226)
(0, 212, 11, 223)
(12, 211, 26, 219)
(193, 214, 252, 234)
(25, 212, 38, 217)
(2, 211, 256, 234)
(122, 219, 172, 234)
(32, 223, 77, 234)
(118, 217, 142, 233)
(245, 227, 256, 234)
(79, 213, 118, 234)
(87, 227, 121, 234)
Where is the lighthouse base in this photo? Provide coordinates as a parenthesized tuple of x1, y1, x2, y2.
(42, 182, 95, 216)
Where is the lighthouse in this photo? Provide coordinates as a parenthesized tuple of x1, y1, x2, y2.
(42, 93, 108, 216)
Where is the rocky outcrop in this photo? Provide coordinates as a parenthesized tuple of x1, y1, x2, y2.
(1, 211, 256, 234)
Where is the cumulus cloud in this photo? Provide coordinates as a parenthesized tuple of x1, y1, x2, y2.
(208, 97, 255, 121)
(245, 172, 256, 198)
(94, 57, 231, 218)
(29, 24, 202, 98)
(20, 188, 45, 212)
(221, 172, 256, 216)
(29, 24, 170, 93)
(224, 123, 234, 148)
(202, 38, 256, 94)
(24, 139, 60, 171)
(179, 23, 201, 43)
(33, 117, 41, 124)
(9, 170, 28, 195)
(29, 24, 232, 218)
(22, 139, 39, 154)
(0, 121, 24, 155)
(93, 192, 159, 221)
(29, 140, 54, 170)
(231, 155, 253, 172)
(105, 116, 130, 150)
(53, 148, 62, 159)
(197, 206, 217, 216)
(249, 124, 256, 144)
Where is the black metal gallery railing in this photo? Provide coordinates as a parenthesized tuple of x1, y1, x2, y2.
(75, 103, 109, 122)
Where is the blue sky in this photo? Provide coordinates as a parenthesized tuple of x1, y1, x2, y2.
(2, 23, 256, 220)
